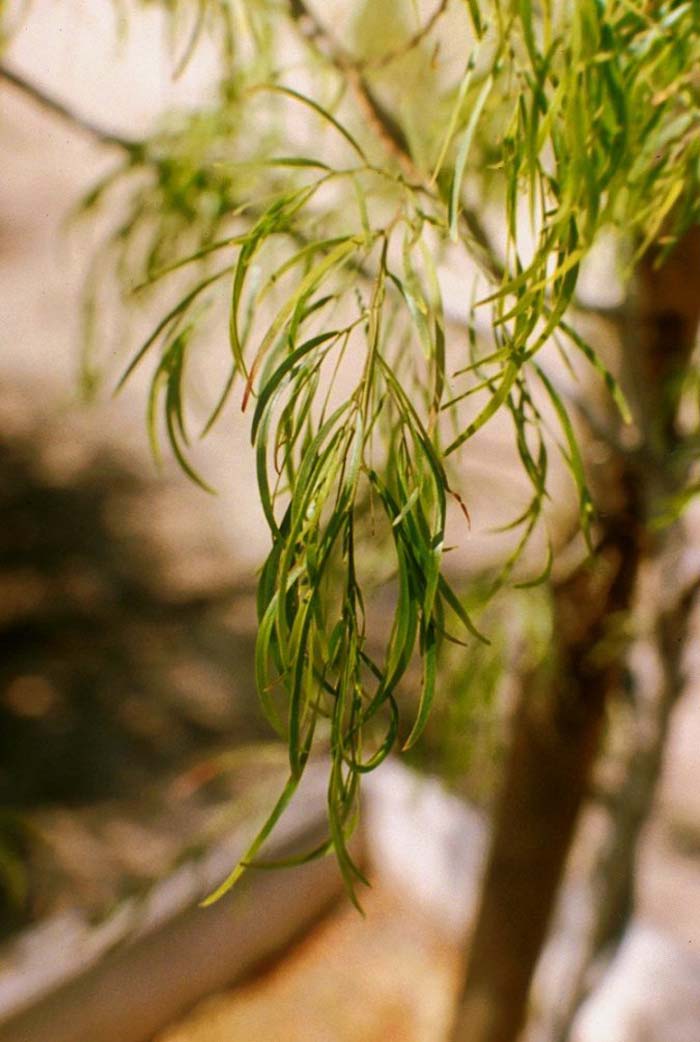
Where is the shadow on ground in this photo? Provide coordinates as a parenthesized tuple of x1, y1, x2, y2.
(0, 386, 271, 937)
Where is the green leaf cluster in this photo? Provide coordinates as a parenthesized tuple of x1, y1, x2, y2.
(62, 0, 700, 899)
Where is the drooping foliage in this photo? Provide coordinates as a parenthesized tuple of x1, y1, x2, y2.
(4, 0, 699, 900)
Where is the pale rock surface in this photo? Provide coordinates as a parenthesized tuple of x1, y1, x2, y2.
(363, 760, 488, 940)
(571, 921, 700, 1042)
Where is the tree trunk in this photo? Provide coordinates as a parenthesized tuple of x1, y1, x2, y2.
(536, 551, 697, 1042)
(450, 227, 700, 1042)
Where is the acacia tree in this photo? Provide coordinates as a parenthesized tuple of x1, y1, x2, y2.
(2, 2, 700, 1040)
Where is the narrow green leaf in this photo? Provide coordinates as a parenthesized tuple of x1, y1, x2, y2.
(402, 625, 437, 750)
(449, 75, 494, 241)
(254, 84, 369, 164)
(200, 773, 301, 906)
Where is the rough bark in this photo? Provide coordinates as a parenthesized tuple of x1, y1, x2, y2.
(451, 227, 700, 1042)
(451, 477, 643, 1042)
(544, 229, 700, 1042)
(538, 558, 698, 1042)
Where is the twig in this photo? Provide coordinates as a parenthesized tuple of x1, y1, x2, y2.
(536, 360, 629, 456)
(0, 62, 138, 153)
(545, 574, 700, 1042)
(288, 0, 503, 281)
(2, 31, 502, 293)
(289, 0, 415, 174)
(359, 0, 450, 71)
(572, 298, 627, 330)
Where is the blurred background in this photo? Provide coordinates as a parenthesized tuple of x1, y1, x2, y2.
(1, 4, 700, 1042)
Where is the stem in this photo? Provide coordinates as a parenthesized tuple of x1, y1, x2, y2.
(0, 62, 137, 152)
(541, 229, 700, 1042)
(359, 0, 450, 71)
(450, 226, 700, 1042)
(289, 0, 415, 172)
(452, 468, 644, 1042)
(287, 0, 503, 282)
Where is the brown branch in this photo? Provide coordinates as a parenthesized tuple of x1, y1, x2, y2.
(543, 574, 700, 1042)
(288, 0, 503, 282)
(0, 62, 138, 153)
(2, 24, 502, 289)
(289, 0, 416, 175)
(359, 0, 450, 71)
(536, 360, 630, 457)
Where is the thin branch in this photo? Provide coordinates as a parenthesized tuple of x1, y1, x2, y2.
(1, 29, 501, 292)
(289, 0, 415, 174)
(0, 62, 138, 153)
(359, 0, 450, 71)
(2, 26, 503, 286)
(288, 0, 503, 281)
(572, 298, 627, 328)
(535, 360, 629, 456)
(546, 574, 700, 1042)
